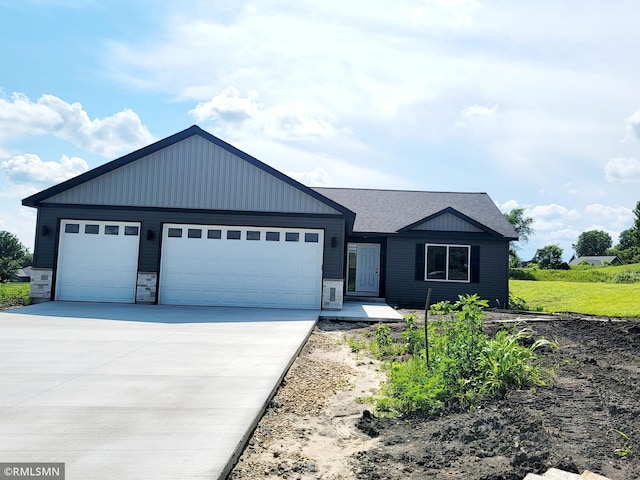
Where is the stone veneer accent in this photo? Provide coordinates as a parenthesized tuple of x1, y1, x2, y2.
(29, 268, 53, 302)
(136, 272, 157, 303)
(322, 279, 344, 310)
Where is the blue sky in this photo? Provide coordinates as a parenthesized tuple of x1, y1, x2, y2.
(1, 0, 639, 261)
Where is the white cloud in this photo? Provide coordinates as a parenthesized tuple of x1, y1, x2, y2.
(457, 104, 499, 127)
(605, 157, 640, 183)
(410, 0, 480, 28)
(189, 86, 261, 123)
(285, 168, 331, 186)
(626, 109, 640, 140)
(1, 153, 89, 186)
(0, 92, 155, 157)
(584, 204, 633, 228)
(497, 199, 520, 212)
(0, 207, 37, 251)
(527, 203, 581, 231)
(190, 87, 338, 141)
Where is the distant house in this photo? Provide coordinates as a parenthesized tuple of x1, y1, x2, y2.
(22, 125, 517, 309)
(569, 256, 622, 267)
(12, 266, 32, 282)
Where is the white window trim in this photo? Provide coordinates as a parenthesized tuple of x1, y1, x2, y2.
(424, 243, 471, 283)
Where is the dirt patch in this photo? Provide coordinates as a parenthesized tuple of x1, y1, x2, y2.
(227, 314, 640, 480)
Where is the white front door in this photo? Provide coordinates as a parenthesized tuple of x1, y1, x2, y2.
(347, 243, 380, 296)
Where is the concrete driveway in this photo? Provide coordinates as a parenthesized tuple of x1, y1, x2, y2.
(0, 302, 318, 480)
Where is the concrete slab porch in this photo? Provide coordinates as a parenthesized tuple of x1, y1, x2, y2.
(319, 300, 404, 322)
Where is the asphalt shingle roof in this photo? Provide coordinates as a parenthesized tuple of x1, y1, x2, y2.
(313, 187, 518, 238)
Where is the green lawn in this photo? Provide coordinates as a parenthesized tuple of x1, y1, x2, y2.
(0, 282, 31, 309)
(510, 280, 640, 318)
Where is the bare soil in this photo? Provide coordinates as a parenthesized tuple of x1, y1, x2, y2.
(227, 312, 640, 480)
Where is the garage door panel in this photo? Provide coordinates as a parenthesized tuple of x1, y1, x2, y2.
(159, 224, 323, 308)
(55, 220, 140, 303)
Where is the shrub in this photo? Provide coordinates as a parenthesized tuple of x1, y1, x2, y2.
(509, 268, 537, 280)
(374, 294, 557, 416)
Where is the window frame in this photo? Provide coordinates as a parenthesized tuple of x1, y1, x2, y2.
(424, 244, 471, 283)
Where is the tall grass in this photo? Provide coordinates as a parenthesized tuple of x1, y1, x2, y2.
(0, 282, 31, 309)
(510, 263, 640, 283)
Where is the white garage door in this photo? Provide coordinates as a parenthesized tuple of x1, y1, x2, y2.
(159, 224, 324, 309)
(55, 220, 140, 303)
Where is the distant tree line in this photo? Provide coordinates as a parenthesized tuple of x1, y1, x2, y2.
(504, 200, 640, 270)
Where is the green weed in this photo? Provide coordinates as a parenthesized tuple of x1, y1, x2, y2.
(614, 430, 633, 459)
(370, 294, 557, 416)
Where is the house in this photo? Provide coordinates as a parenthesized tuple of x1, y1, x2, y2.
(22, 125, 517, 309)
(569, 256, 622, 267)
(12, 266, 32, 282)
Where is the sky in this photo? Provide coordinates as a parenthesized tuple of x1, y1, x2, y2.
(1, 0, 639, 261)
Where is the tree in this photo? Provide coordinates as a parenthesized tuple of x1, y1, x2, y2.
(503, 208, 535, 267)
(617, 228, 637, 251)
(0, 231, 29, 282)
(573, 230, 612, 257)
(533, 244, 564, 269)
(610, 201, 640, 264)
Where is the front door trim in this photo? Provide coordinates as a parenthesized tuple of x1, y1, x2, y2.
(346, 243, 380, 296)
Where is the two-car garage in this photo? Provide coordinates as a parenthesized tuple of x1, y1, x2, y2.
(54, 220, 325, 309)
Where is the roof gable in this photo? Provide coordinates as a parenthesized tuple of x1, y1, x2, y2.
(402, 209, 486, 233)
(23, 126, 353, 218)
(313, 188, 518, 238)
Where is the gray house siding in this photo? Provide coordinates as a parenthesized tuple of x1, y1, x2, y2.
(41, 135, 340, 215)
(411, 212, 484, 232)
(34, 204, 346, 285)
(385, 233, 509, 308)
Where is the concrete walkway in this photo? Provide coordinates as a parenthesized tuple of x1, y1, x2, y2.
(0, 302, 318, 480)
(319, 300, 404, 322)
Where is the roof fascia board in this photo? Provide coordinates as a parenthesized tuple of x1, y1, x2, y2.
(34, 202, 348, 219)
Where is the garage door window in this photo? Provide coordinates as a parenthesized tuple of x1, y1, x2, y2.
(168, 228, 182, 238)
(207, 229, 221, 239)
(85, 224, 99, 234)
(105, 225, 119, 235)
(227, 230, 241, 240)
(188, 228, 202, 238)
(285, 232, 299, 242)
(305, 233, 319, 243)
(125, 226, 139, 236)
(65, 223, 80, 234)
(266, 231, 280, 241)
(247, 231, 261, 240)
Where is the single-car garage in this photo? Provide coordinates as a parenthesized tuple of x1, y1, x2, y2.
(55, 219, 141, 303)
(159, 224, 324, 309)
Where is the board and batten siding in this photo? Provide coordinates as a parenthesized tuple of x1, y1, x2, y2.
(411, 212, 484, 232)
(41, 135, 340, 215)
(385, 234, 510, 308)
(33, 205, 346, 279)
